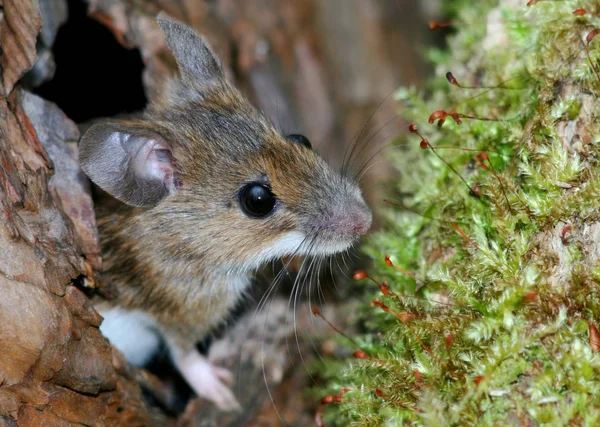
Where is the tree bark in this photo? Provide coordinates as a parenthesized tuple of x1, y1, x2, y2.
(0, 2, 148, 425)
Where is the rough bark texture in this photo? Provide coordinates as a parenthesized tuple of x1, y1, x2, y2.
(0, 0, 42, 97)
(1, 0, 431, 425)
(0, 1, 147, 424)
(0, 67, 148, 427)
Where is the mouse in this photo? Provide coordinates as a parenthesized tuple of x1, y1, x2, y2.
(78, 12, 372, 412)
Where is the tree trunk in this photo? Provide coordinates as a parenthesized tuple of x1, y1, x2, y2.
(0, 1, 147, 425)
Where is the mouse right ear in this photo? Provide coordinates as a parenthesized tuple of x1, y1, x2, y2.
(79, 122, 179, 208)
(156, 12, 225, 85)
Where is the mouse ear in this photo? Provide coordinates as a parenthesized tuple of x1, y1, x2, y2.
(79, 122, 179, 208)
(156, 12, 224, 85)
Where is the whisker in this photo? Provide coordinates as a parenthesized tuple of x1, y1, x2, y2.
(341, 88, 401, 177)
(316, 256, 327, 308)
(345, 114, 404, 179)
(328, 256, 343, 298)
(290, 238, 319, 383)
(305, 255, 326, 363)
(351, 136, 398, 181)
(238, 236, 310, 425)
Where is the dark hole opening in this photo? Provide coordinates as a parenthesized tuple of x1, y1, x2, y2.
(34, 0, 147, 123)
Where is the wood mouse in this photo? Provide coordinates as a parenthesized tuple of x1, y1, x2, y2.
(79, 12, 372, 411)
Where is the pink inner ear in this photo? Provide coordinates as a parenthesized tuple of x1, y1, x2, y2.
(134, 139, 179, 193)
(149, 142, 179, 192)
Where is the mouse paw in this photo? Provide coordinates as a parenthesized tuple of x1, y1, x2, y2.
(175, 349, 241, 412)
(211, 365, 234, 385)
(193, 366, 240, 412)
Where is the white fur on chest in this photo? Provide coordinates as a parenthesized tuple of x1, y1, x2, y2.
(99, 307, 161, 366)
(225, 274, 250, 294)
(242, 231, 306, 271)
(99, 275, 251, 367)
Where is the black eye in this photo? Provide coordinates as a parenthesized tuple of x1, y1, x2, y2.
(239, 182, 277, 218)
(286, 134, 312, 149)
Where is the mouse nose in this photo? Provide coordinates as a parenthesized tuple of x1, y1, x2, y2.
(352, 219, 370, 236)
(318, 197, 372, 239)
(345, 201, 372, 236)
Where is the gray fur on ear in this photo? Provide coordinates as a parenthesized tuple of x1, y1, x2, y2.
(156, 12, 224, 85)
(79, 122, 178, 207)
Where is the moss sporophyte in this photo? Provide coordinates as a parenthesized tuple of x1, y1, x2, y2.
(315, 0, 600, 425)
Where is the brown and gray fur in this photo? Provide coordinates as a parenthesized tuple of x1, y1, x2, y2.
(79, 13, 371, 410)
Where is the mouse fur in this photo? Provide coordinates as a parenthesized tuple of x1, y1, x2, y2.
(80, 12, 372, 410)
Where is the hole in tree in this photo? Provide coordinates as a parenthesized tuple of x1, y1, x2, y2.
(35, 0, 147, 123)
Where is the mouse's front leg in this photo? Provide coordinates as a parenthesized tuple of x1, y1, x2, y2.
(167, 337, 241, 412)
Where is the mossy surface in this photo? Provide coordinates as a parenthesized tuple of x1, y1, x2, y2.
(317, 1, 600, 425)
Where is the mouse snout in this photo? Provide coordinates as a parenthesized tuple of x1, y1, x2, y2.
(352, 209, 372, 235)
(337, 201, 372, 237)
(311, 194, 372, 241)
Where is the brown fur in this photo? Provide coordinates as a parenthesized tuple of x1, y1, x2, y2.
(82, 15, 371, 354)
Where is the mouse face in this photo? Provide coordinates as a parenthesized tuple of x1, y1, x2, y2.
(80, 14, 371, 277)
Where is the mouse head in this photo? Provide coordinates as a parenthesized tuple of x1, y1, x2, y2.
(80, 13, 371, 275)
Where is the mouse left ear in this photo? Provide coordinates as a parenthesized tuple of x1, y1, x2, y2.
(79, 122, 179, 208)
(156, 12, 225, 85)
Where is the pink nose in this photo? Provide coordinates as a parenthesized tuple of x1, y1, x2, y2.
(353, 223, 369, 235)
(344, 204, 372, 236)
(311, 196, 372, 239)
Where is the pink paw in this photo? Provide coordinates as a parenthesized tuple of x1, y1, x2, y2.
(175, 349, 241, 411)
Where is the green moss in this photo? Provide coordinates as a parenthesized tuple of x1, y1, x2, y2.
(316, 0, 600, 425)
